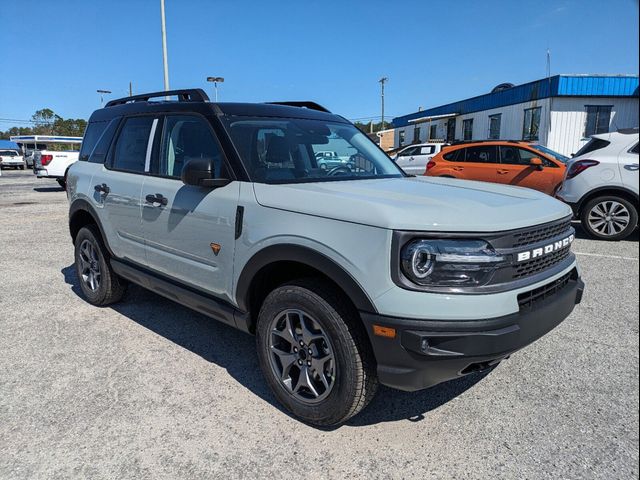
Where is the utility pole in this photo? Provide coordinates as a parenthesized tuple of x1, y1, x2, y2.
(129, 82, 133, 97)
(160, 0, 170, 91)
(379, 77, 388, 131)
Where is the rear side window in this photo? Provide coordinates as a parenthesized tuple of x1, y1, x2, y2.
(112, 117, 155, 173)
(630, 143, 639, 154)
(574, 138, 611, 157)
(79, 122, 107, 161)
(443, 148, 462, 161)
(464, 145, 498, 163)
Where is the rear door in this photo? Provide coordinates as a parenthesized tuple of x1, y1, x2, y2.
(90, 115, 156, 264)
(497, 146, 560, 194)
(619, 141, 639, 194)
(455, 145, 499, 183)
(141, 114, 240, 303)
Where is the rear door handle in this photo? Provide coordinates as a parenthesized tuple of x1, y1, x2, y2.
(453, 166, 464, 171)
(94, 183, 110, 194)
(497, 169, 510, 175)
(145, 193, 168, 206)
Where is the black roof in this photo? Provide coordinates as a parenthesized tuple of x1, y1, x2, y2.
(90, 88, 347, 124)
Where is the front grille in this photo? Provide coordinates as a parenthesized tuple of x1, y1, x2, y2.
(512, 246, 572, 279)
(512, 218, 572, 248)
(517, 270, 574, 309)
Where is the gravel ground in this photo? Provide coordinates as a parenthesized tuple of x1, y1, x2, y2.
(1, 169, 638, 479)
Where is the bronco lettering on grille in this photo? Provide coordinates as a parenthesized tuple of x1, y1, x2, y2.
(517, 234, 575, 262)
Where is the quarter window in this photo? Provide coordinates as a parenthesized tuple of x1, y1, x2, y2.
(156, 115, 223, 178)
(463, 119, 473, 141)
(79, 121, 107, 161)
(584, 105, 612, 137)
(488, 114, 501, 139)
(631, 143, 639, 154)
(522, 107, 542, 141)
(112, 117, 155, 173)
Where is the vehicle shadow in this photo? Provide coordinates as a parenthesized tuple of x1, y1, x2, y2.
(34, 186, 64, 192)
(61, 264, 489, 429)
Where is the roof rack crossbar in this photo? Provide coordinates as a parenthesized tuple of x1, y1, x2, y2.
(105, 88, 210, 107)
(266, 101, 331, 113)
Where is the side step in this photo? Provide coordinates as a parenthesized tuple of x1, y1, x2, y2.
(111, 259, 248, 331)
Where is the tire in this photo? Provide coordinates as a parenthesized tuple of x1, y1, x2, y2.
(20, 165, 25, 170)
(580, 195, 638, 241)
(74, 225, 127, 305)
(256, 278, 378, 426)
(57, 178, 66, 189)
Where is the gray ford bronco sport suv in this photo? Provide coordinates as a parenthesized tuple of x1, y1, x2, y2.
(67, 89, 584, 426)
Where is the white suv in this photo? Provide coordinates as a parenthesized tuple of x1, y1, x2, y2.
(391, 143, 444, 175)
(557, 129, 639, 240)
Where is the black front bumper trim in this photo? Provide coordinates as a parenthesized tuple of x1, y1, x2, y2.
(360, 271, 584, 392)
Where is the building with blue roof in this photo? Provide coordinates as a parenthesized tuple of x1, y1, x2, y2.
(388, 74, 639, 156)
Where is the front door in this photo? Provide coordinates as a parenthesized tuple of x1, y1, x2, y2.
(497, 146, 559, 194)
(455, 145, 499, 183)
(141, 114, 240, 303)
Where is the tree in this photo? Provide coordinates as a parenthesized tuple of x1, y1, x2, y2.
(31, 108, 60, 135)
(1, 109, 88, 151)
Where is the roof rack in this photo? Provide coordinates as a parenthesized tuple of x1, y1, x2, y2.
(266, 101, 331, 113)
(450, 139, 526, 145)
(105, 88, 210, 107)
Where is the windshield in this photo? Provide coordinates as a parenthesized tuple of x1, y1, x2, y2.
(530, 144, 569, 163)
(221, 117, 403, 183)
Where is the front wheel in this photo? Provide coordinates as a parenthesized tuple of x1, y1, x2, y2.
(581, 195, 638, 240)
(256, 279, 378, 426)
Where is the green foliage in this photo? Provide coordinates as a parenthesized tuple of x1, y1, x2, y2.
(1, 109, 87, 145)
(353, 121, 389, 134)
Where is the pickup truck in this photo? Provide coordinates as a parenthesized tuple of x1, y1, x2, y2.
(10, 135, 83, 188)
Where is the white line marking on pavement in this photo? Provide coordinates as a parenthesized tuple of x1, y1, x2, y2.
(574, 251, 639, 261)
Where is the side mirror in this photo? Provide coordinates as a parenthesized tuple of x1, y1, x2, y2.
(529, 157, 544, 170)
(181, 157, 230, 188)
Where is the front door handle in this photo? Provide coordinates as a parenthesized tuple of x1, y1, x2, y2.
(453, 166, 464, 171)
(497, 169, 510, 175)
(145, 193, 168, 206)
(94, 183, 110, 194)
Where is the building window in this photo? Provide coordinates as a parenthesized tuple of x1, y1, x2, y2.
(446, 118, 456, 142)
(413, 127, 421, 143)
(398, 130, 405, 146)
(488, 114, 501, 139)
(463, 119, 473, 141)
(584, 105, 612, 137)
(429, 124, 437, 140)
(522, 107, 542, 141)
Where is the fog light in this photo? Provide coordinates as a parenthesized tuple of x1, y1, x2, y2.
(420, 338, 430, 353)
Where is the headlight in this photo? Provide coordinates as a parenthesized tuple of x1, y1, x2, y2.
(400, 239, 506, 288)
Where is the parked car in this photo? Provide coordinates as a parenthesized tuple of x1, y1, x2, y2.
(425, 141, 567, 195)
(556, 129, 639, 240)
(314, 150, 353, 170)
(67, 89, 583, 426)
(0, 149, 25, 170)
(10, 135, 83, 188)
(391, 143, 445, 175)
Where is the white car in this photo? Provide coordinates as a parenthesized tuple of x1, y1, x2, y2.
(0, 150, 25, 170)
(557, 129, 639, 240)
(392, 143, 444, 175)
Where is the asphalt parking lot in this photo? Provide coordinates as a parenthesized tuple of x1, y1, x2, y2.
(0, 169, 638, 479)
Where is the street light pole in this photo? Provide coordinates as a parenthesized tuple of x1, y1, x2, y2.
(97, 89, 112, 107)
(160, 0, 170, 91)
(379, 76, 388, 131)
(206, 76, 225, 102)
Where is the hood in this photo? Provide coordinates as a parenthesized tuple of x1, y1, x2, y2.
(252, 176, 572, 232)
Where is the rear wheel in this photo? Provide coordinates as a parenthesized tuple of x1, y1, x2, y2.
(57, 178, 66, 189)
(256, 279, 377, 426)
(581, 195, 638, 240)
(74, 225, 127, 305)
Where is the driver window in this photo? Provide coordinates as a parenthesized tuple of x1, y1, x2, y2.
(156, 115, 223, 178)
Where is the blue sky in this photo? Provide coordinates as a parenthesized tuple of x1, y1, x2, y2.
(1, 0, 638, 129)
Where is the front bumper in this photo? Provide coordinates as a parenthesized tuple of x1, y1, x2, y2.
(361, 269, 584, 391)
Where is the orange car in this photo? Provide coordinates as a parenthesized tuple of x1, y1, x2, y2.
(424, 141, 568, 195)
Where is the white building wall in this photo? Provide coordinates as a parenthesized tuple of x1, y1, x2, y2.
(547, 97, 639, 156)
(394, 96, 639, 156)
